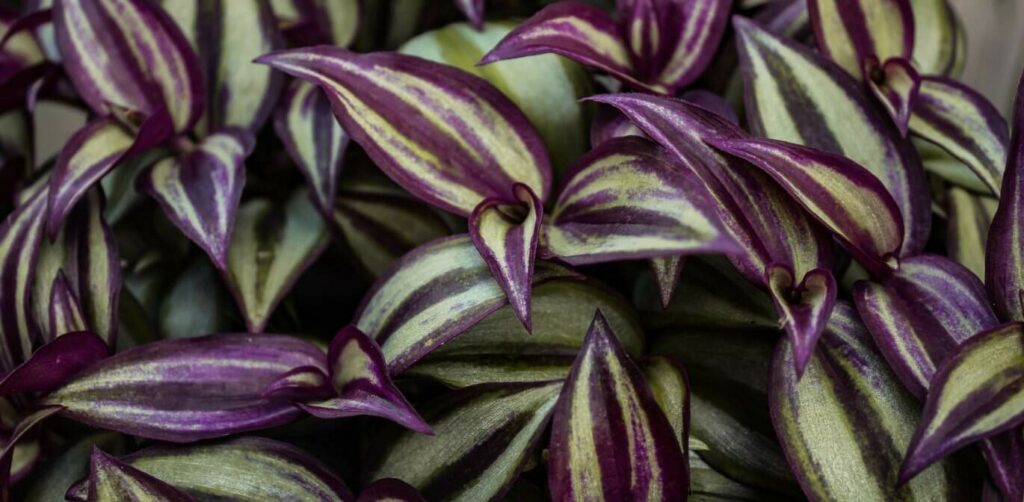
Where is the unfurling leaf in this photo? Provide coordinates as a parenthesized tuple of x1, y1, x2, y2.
(548, 311, 687, 501)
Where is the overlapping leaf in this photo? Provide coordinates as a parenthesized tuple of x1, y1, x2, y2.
(84, 449, 194, 502)
(807, 0, 913, 79)
(947, 187, 996, 278)
(454, 0, 485, 29)
(986, 75, 1024, 322)
(0, 187, 48, 371)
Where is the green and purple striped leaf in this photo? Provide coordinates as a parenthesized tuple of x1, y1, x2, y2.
(40, 334, 326, 442)
(139, 129, 254, 271)
(48, 272, 87, 335)
(0, 187, 47, 371)
(642, 355, 691, 453)
(68, 437, 354, 502)
(407, 277, 644, 388)
(454, 0, 485, 30)
(766, 265, 836, 376)
(909, 77, 1009, 196)
(257, 47, 551, 217)
(85, 448, 194, 502)
(544, 136, 739, 265)
(947, 187, 996, 279)
(0, 330, 107, 396)
(549, 310, 687, 500)
(709, 137, 904, 274)
(53, 0, 203, 134)
(469, 183, 541, 331)
(771, 303, 970, 501)
(275, 81, 348, 215)
(865, 57, 919, 136)
(649, 257, 684, 309)
(0, 406, 63, 487)
(224, 191, 329, 333)
(163, 0, 283, 135)
(358, 478, 425, 502)
(899, 322, 1024, 484)
(734, 16, 930, 256)
(365, 382, 561, 502)
(355, 235, 573, 375)
(908, 0, 964, 77)
(807, 0, 913, 80)
(987, 75, 1024, 322)
(299, 325, 431, 434)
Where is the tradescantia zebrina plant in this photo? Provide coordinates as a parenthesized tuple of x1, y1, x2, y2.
(0, 0, 1023, 499)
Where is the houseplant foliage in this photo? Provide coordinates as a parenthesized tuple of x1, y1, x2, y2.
(0, 0, 1021, 499)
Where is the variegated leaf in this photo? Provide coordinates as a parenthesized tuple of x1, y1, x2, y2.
(366, 382, 561, 502)
(908, 0, 964, 77)
(771, 303, 970, 500)
(807, 0, 913, 79)
(275, 80, 348, 215)
(549, 310, 687, 500)
(734, 16, 930, 255)
(947, 187, 996, 279)
(85, 448, 194, 502)
(454, 0, 485, 30)
(642, 356, 690, 453)
(163, 0, 284, 135)
(909, 76, 1009, 196)
(257, 47, 550, 216)
(987, 75, 1024, 322)
(54, 0, 203, 133)
(544, 136, 738, 265)
(900, 322, 1024, 484)
(48, 270, 87, 336)
(139, 129, 253, 271)
(224, 191, 329, 333)
(41, 334, 326, 442)
(407, 278, 644, 388)
(470, 183, 541, 331)
(0, 330, 107, 396)
(355, 235, 573, 375)
(649, 256, 684, 309)
(0, 406, 63, 487)
(865, 57, 919, 136)
(0, 187, 47, 371)
(22, 432, 125, 502)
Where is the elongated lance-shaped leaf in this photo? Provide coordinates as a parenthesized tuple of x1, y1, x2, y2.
(987, 75, 1024, 322)
(642, 356, 690, 454)
(650, 256, 684, 309)
(67, 437, 354, 502)
(48, 269, 87, 336)
(0, 406, 63, 488)
(898, 322, 1024, 484)
(224, 191, 329, 333)
(709, 137, 904, 274)
(454, 0, 485, 30)
(163, 0, 283, 135)
(909, 76, 1009, 196)
(549, 310, 687, 500)
(366, 382, 561, 502)
(807, 0, 913, 80)
(947, 187, 996, 279)
(41, 334, 326, 442)
(21, 432, 125, 502)
(275, 81, 348, 216)
(853, 254, 999, 400)
(0, 330, 107, 396)
(0, 187, 47, 371)
(771, 303, 971, 501)
(332, 183, 451, 278)
(865, 57, 919, 136)
(909, 0, 964, 77)
(299, 325, 431, 434)
(139, 129, 253, 271)
(358, 478, 425, 502)
(355, 235, 574, 375)
(544, 136, 739, 265)
(734, 16, 930, 255)
(257, 47, 551, 217)
(53, 0, 203, 133)
(85, 448, 194, 502)
(407, 278, 644, 388)
(470, 183, 541, 331)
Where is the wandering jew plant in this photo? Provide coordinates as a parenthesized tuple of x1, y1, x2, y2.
(0, 0, 1021, 500)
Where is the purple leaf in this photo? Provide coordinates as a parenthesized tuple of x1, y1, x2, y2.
(589, 106, 645, 148)
(767, 266, 836, 377)
(53, 0, 204, 134)
(641, 355, 691, 454)
(865, 57, 920, 136)
(650, 257, 684, 309)
(0, 406, 63, 488)
(0, 187, 48, 372)
(807, 0, 914, 80)
(987, 74, 1024, 322)
(139, 129, 254, 271)
(454, 0, 485, 30)
(48, 270, 86, 335)
(257, 47, 551, 217)
(275, 80, 349, 216)
(40, 334, 326, 442)
(261, 365, 333, 401)
(548, 310, 687, 500)
(86, 448, 194, 502)
(300, 325, 432, 434)
(0, 330, 107, 396)
(358, 478, 425, 502)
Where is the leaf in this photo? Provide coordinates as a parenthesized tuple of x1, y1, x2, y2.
(257, 47, 550, 216)
(354, 235, 573, 375)
(0, 188, 47, 371)
(407, 278, 644, 388)
(470, 184, 541, 331)
(543, 136, 739, 265)
(22, 432, 125, 502)
(224, 191, 329, 332)
(548, 310, 687, 500)
(365, 382, 561, 502)
(68, 437, 354, 502)
(899, 322, 1024, 484)
(163, 0, 283, 135)
(766, 266, 836, 376)
(275, 80, 348, 215)
(86, 448, 194, 502)
(865, 57, 920, 136)
(770, 303, 970, 500)
(358, 478, 425, 502)
(0, 406, 64, 487)
(41, 334, 326, 442)
(908, 0, 964, 77)
(0, 330, 107, 396)
(299, 325, 431, 434)
(853, 255, 999, 400)
(807, 0, 913, 77)
(709, 137, 904, 273)
(986, 75, 1024, 322)
(909, 76, 1009, 195)
(139, 129, 253, 271)
(454, 0, 485, 29)
(946, 187, 996, 279)
(650, 257, 684, 309)
(642, 356, 690, 453)
(734, 16, 930, 255)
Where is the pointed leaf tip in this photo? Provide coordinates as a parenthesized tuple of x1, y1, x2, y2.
(87, 448, 194, 502)
(768, 266, 837, 378)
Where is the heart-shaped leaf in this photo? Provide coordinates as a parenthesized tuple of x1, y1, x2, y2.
(987, 75, 1024, 322)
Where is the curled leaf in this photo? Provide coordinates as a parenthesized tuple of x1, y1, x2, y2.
(807, 0, 914, 79)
